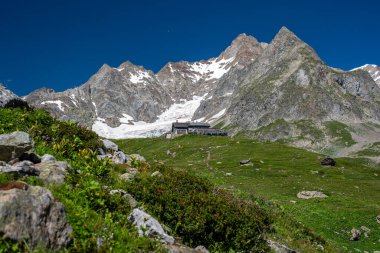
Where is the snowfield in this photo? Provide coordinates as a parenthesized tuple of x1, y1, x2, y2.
(92, 95, 209, 139)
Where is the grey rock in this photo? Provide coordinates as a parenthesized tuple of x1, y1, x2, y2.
(112, 151, 127, 164)
(119, 172, 135, 182)
(128, 208, 174, 244)
(297, 191, 328, 199)
(267, 239, 297, 253)
(40, 154, 57, 163)
(350, 228, 361, 241)
(353, 64, 380, 86)
(0, 132, 34, 163)
(0, 83, 18, 107)
(151, 171, 163, 178)
(32, 161, 68, 184)
(377, 215, 380, 224)
(102, 139, 118, 153)
(127, 154, 146, 162)
(0, 185, 72, 249)
(0, 163, 40, 177)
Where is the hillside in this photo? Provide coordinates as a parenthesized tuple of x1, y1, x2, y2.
(117, 135, 380, 252)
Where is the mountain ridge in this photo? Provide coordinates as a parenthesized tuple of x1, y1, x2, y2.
(21, 27, 380, 156)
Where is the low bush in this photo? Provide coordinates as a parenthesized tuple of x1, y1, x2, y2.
(126, 166, 271, 252)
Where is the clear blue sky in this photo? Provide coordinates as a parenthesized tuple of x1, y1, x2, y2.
(1, 0, 379, 96)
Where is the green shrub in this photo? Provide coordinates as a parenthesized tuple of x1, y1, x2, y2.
(126, 166, 271, 252)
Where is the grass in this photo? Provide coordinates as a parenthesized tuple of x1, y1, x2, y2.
(324, 121, 356, 147)
(116, 135, 380, 252)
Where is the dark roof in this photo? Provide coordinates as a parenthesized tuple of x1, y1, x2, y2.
(172, 122, 190, 128)
(189, 122, 211, 128)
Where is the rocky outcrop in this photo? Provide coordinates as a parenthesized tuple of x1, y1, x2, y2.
(0, 83, 18, 107)
(0, 185, 72, 249)
(0, 132, 34, 163)
(32, 160, 69, 184)
(128, 208, 175, 244)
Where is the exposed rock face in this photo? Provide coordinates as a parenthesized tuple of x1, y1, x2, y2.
(128, 208, 175, 244)
(0, 132, 34, 162)
(0, 83, 18, 107)
(0, 185, 72, 249)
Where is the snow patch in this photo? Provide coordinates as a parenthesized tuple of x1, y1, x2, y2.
(70, 94, 78, 107)
(41, 100, 65, 112)
(92, 94, 207, 139)
(189, 57, 234, 82)
(130, 71, 152, 85)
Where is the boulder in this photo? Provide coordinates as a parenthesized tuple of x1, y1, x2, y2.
(0, 185, 72, 249)
(297, 191, 328, 199)
(112, 151, 127, 164)
(0, 162, 40, 177)
(0, 132, 34, 162)
(240, 159, 250, 165)
(40, 154, 57, 163)
(350, 228, 361, 241)
(127, 154, 146, 162)
(377, 215, 380, 224)
(32, 161, 68, 184)
(320, 157, 336, 166)
(97, 154, 112, 160)
(128, 208, 174, 244)
(102, 139, 118, 153)
(119, 172, 135, 181)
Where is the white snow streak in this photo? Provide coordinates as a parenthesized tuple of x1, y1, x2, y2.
(41, 100, 65, 112)
(130, 71, 152, 85)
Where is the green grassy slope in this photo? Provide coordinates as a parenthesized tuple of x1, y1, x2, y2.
(117, 135, 380, 252)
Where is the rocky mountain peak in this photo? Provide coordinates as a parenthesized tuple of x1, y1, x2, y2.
(219, 33, 264, 63)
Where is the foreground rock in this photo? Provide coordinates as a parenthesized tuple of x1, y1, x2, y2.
(102, 139, 118, 153)
(297, 191, 328, 199)
(32, 161, 69, 184)
(128, 208, 174, 244)
(0, 184, 72, 249)
(112, 151, 127, 164)
(0, 161, 40, 177)
(0, 132, 34, 162)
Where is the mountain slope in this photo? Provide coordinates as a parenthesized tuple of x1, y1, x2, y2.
(351, 64, 380, 86)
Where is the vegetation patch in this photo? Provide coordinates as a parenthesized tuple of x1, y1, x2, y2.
(324, 121, 356, 147)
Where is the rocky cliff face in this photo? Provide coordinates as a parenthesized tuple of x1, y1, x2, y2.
(0, 83, 18, 107)
(24, 27, 380, 154)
